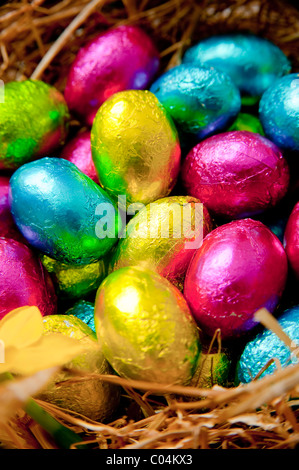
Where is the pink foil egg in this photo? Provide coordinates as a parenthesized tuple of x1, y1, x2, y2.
(0, 176, 26, 243)
(184, 219, 288, 340)
(181, 131, 290, 220)
(64, 25, 160, 126)
(60, 131, 99, 183)
(284, 202, 299, 278)
(0, 238, 57, 320)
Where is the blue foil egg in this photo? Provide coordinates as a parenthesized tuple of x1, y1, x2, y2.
(9, 157, 122, 265)
(259, 73, 299, 151)
(236, 306, 299, 384)
(183, 34, 291, 98)
(150, 64, 241, 140)
(66, 300, 96, 333)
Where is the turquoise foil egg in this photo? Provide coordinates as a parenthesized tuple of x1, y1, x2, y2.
(66, 300, 96, 333)
(150, 64, 241, 140)
(9, 158, 122, 265)
(183, 34, 291, 100)
(236, 306, 299, 384)
(259, 73, 299, 152)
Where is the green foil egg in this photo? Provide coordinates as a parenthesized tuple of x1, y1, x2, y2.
(37, 314, 120, 421)
(91, 90, 181, 209)
(0, 80, 69, 169)
(111, 196, 213, 291)
(190, 351, 232, 388)
(41, 254, 108, 300)
(94, 266, 201, 385)
(228, 113, 265, 135)
(9, 158, 122, 265)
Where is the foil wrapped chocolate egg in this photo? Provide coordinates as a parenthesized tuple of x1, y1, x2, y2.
(184, 219, 288, 340)
(183, 34, 291, 98)
(37, 315, 120, 421)
(237, 306, 299, 384)
(65, 300, 95, 333)
(41, 254, 108, 300)
(150, 64, 240, 140)
(111, 196, 213, 291)
(284, 202, 299, 278)
(94, 266, 201, 385)
(0, 80, 69, 169)
(228, 113, 265, 135)
(91, 90, 181, 209)
(181, 131, 290, 219)
(190, 350, 232, 388)
(0, 176, 26, 243)
(9, 157, 122, 265)
(259, 74, 299, 151)
(60, 131, 99, 183)
(0, 238, 57, 320)
(64, 25, 160, 126)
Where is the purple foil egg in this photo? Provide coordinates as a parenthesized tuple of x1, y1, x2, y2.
(64, 25, 160, 126)
(184, 219, 288, 340)
(61, 131, 99, 183)
(0, 238, 57, 320)
(181, 131, 290, 219)
(284, 202, 299, 278)
(0, 176, 27, 243)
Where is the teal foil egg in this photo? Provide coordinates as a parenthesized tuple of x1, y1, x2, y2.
(236, 306, 299, 384)
(259, 73, 299, 151)
(150, 64, 240, 140)
(0, 80, 69, 169)
(183, 34, 291, 99)
(66, 300, 96, 333)
(9, 158, 122, 265)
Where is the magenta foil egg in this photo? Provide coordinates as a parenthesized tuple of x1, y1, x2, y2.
(60, 131, 99, 183)
(0, 238, 57, 320)
(184, 219, 288, 340)
(284, 202, 299, 278)
(64, 25, 160, 126)
(0, 176, 26, 243)
(181, 131, 290, 220)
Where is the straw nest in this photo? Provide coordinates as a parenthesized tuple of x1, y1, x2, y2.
(0, 0, 299, 450)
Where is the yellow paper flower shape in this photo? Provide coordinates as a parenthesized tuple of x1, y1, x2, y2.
(0, 306, 88, 376)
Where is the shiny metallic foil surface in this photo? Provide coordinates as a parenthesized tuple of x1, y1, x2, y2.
(94, 266, 201, 385)
(0, 80, 69, 169)
(9, 158, 122, 265)
(91, 90, 181, 209)
(191, 351, 231, 388)
(0, 238, 57, 320)
(60, 130, 99, 183)
(228, 113, 265, 135)
(259, 73, 299, 151)
(0, 176, 27, 243)
(41, 254, 108, 300)
(150, 64, 241, 140)
(184, 219, 288, 340)
(181, 131, 289, 220)
(65, 300, 96, 333)
(64, 25, 160, 126)
(183, 34, 291, 97)
(111, 196, 213, 291)
(38, 315, 120, 421)
(237, 306, 299, 384)
(284, 202, 299, 278)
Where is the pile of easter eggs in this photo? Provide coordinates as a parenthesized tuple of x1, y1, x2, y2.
(1, 24, 299, 419)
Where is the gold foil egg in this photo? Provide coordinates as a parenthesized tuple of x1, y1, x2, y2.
(94, 266, 201, 385)
(91, 90, 181, 209)
(111, 196, 213, 291)
(37, 315, 120, 421)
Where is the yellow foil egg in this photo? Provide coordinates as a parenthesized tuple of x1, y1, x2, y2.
(91, 90, 181, 209)
(37, 315, 120, 421)
(111, 196, 213, 291)
(94, 266, 201, 385)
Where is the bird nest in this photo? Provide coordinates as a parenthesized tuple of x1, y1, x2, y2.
(0, 0, 299, 450)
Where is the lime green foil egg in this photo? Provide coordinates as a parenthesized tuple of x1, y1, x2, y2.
(228, 113, 265, 135)
(0, 80, 69, 169)
(111, 196, 213, 291)
(94, 266, 201, 385)
(41, 254, 108, 300)
(37, 315, 120, 421)
(91, 90, 181, 209)
(190, 351, 232, 388)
